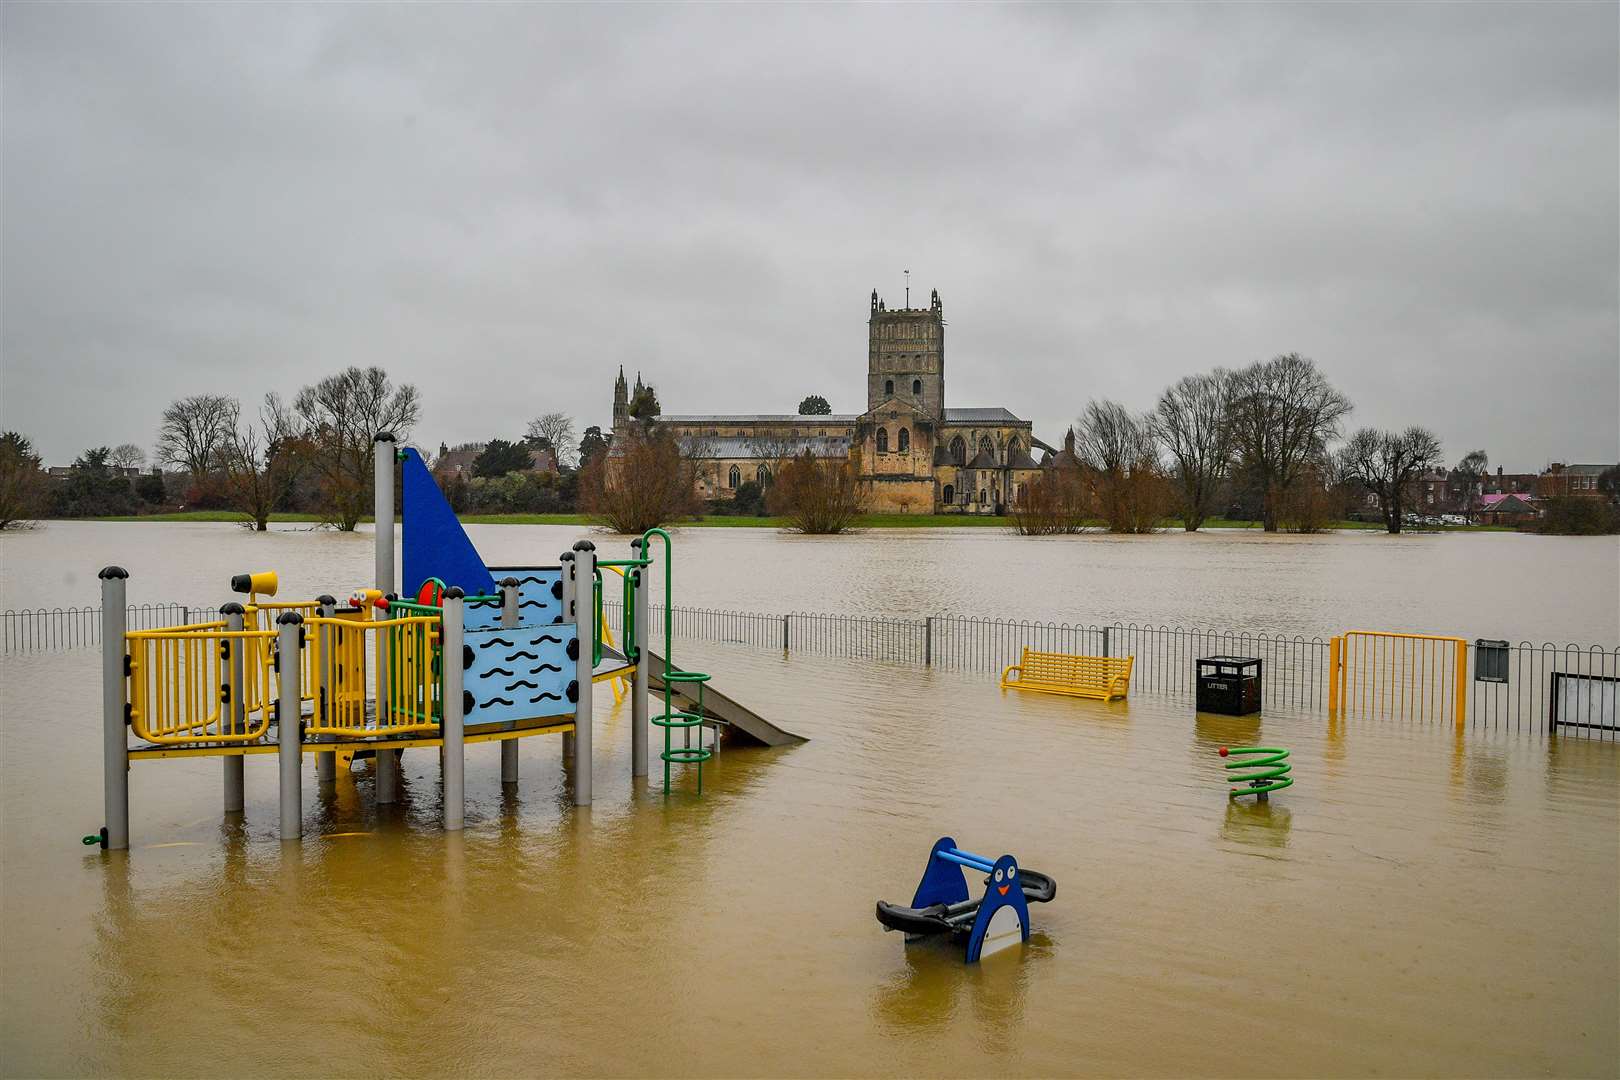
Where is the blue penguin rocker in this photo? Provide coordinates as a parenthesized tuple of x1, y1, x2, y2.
(875, 837, 1055, 963)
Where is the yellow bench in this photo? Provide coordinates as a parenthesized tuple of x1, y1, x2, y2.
(1000, 649, 1134, 701)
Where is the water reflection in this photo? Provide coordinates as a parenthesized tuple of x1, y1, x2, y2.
(1219, 798, 1293, 848)
(870, 932, 1053, 1052)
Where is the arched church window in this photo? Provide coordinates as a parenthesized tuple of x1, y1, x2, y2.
(884, 379, 894, 396)
(912, 378, 922, 396)
(876, 428, 889, 454)
(943, 484, 955, 505)
(978, 488, 987, 504)
(950, 436, 966, 465)
(728, 465, 740, 489)
(898, 427, 910, 452)
(1007, 437, 1022, 458)
(756, 464, 771, 486)
(979, 435, 994, 457)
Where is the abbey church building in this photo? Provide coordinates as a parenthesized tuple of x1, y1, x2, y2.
(613, 288, 1051, 514)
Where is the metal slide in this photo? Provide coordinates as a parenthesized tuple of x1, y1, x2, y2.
(645, 650, 808, 748)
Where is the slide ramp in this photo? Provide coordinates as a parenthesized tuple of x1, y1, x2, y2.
(646, 651, 807, 748)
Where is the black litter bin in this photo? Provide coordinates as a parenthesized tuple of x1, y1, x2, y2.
(1196, 656, 1262, 716)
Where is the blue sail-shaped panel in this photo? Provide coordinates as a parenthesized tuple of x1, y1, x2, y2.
(400, 447, 496, 600)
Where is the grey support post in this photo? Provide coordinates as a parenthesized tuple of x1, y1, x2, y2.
(571, 541, 595, 806)
(441, 589, 466, 830)
(276, 611, 304, 841)
(374, 431, 396, 596)
(499, 577, 520, 784)
(315, 595, 337, 785)
(630, 540, 649, 779)
(99, 566, 130, 851)
(222, 602, 246, 812)
(559, 552, 576, 762)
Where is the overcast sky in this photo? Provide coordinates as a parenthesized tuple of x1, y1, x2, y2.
(3, 3, 1616, 469)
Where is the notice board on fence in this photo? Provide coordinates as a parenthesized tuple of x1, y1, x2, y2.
(1550, 673, 1618, 733)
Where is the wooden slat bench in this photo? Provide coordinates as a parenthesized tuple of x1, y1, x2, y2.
(1000, 649, 1134, 701)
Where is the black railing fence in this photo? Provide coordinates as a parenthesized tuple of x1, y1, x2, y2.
(9, 601, 1616, 740)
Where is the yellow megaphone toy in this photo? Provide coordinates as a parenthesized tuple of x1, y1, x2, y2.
(230, 570, 278, 598)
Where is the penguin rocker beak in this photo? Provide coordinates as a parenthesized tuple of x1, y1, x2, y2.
(997, 885, 1009, 896)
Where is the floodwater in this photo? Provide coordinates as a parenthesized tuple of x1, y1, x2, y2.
(2, 523, 1618, 1077)
(2, 520, 1618, 643)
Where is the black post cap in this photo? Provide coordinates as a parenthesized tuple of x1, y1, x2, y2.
(630, 537, 643, 549)
(219, 602, 246, 616)
(558, 552, 575, 563)
(276, 611, 305, 626)
(572, 540, 596, 552)
(499, 576, 519, 588)
(316, 594, 337, 606)
(444, 586, 466, 600)
(98, 566, 129, 580)
(373, 431, 397, 443)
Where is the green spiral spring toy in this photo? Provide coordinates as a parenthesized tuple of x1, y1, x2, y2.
(1219, 746, 1292, 799)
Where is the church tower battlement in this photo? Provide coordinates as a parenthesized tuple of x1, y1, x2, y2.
(868, 286, 945, 419)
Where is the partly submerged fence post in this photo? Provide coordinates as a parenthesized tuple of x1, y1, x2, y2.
(276, 611, 303, 841)
(222, 602, 246, 813)
(783, 614, 790, 652)
(572, 541, 595, 807)
(1101, 625, 1111, 658)
(442, 589, 466, 830)
(1328, 635, 1342, 714)
(924, 616, 933, 667)
(498, 577, 519, 785)
(99, 567, 129, 851)
(631, 543, 649, 779)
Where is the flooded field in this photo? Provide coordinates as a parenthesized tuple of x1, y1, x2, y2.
(2, 637, 1617, 1078)
(2, 523, 1617, 1076)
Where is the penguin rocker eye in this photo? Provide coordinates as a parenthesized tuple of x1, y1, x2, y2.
(1007, 864, 1018, 879)
(993, 868, 1004, 883)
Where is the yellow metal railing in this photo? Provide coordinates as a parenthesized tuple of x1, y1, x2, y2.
(1330, 630, 1467, 727)
(246, 601, 323, 703)
(126, 622, 277, 744)
(305, 614, 441, 738)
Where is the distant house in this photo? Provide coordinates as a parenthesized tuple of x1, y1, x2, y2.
(1475, 492, 1538, 526)
(1481, 467, 1538, 496)
(432, 442, 558, 481)
(1538, 463, 1614, 500)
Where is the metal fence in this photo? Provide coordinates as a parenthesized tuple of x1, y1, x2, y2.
(9, 601, 1616, 740)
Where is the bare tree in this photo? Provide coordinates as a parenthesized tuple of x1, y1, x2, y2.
(768, 450, 867, 533)
(108, 443, 147, 471)
(293, 367, 421, 531)
(220, 395, 306, 531)
(156, 394, 238, 479)
(1227, 353, 1353, 532)
(1153, 370, 1233, 531)
(1073, 400, 1168, 533)
(1339, 426, 1444, 533)
(0, 432, 49, 529)
(579, 424, 698, 534)
(525, 411, 577, 469)
(1010, 463, 1092, 535)
(1447, 448, 1489, 517)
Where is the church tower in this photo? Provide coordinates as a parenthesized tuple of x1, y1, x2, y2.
(867, 286, 945, 418)
(612, 366, 629, 429)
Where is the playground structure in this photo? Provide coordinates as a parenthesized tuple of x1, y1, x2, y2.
(999, 648, 1134, 701)
(1329, 630, 1467, 726)
(1218, 746, 1293, 799)
(92, 434, 803, 851)
(875, 836, 1057, 963)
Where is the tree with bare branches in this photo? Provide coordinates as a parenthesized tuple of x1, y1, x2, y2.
(1153, 370, 1233, 531)
(1227, 353, 1352, 531)
(292, 367, 421, 530)
(1010, 464, 1092, 535)
(525, 411, 577, 469)
(221, 395, 307, 531)
(1073, 400, 1169, 533)
(768, 449, 867, 533)
(156, 394, 238, 480)
(1338, 426, 1443, 533)
(579, 424, 698, 534)
(108, 443, 147, 471)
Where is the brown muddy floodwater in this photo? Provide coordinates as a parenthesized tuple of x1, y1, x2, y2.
(1, 523, 1618, 1077)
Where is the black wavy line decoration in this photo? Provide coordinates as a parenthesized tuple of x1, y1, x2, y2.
(518, 600, 547, 609)
(528, 663, 562, 674)
(528, 692, 563, 703)
(530, 634, 563, 644)
(483, 666, 515, 677)
(479, 637, 515, 649)
(507, 649, 540, 660)
(504, 679, 540, 691)
(482, 696, 516, 707)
